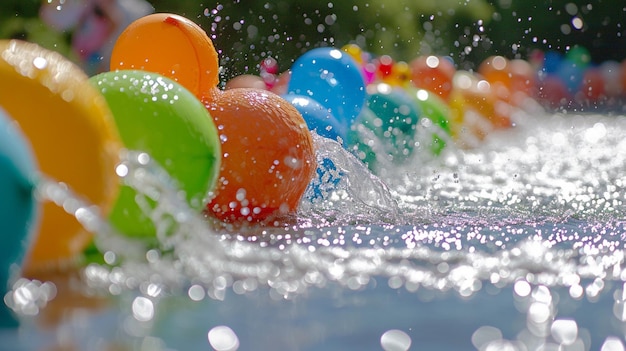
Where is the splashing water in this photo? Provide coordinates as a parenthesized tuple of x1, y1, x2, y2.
(7, 110, 626, 350)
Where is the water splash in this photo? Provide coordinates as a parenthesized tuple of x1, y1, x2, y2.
(21, 112, 626, 295)
(10, 110, 626, 349)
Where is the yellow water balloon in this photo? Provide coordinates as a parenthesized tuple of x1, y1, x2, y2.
(0, 40, 122, 275)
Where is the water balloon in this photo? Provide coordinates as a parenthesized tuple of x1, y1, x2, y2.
(385, 61, 411, 87)
(478, 56, 536, 106)
(0, 108, 38, 327)
(565, 45, 591, 69)
(534, 74, 571, 110)
(448, 71, 512, 148)
(598, 61, 622, 98)
(348, 83, 421, 171)
(270, 70, 292, 95)
(305, 156, 344, 201)
(478, 56, 511, 88)
(90, 70, 221, 238)
(409, 55, 456, 101)
(288, 47, 366, 130)
(578, 67, 606, 104)
(405, 87, 452, 156)
(376, 55, 394, 81)
(225, 75, 268, 90)
(542, 51, 563, 74)
(110, 13, 219, 100)
(557, 60, 584, 94)
(259, 57, 279, 89)
(205, 89, 316, 223)
(347, 107, 379, 170)
(282, 93, 346, 143)
(341, 44, 365, 65)
(0, 40, 121, 274)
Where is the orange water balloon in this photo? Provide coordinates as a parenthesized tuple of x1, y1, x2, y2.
(204, 89, 316, 223)
(225, 74, 268, 90)
(508, 59, 536, 97)
(0, 40, 121, 274)
(478, 56, 536, 105)
(448, 71, 512, 148)
(478, 56, 511, 87)
(409, 55, 456, 101)
(110, 13, 219, 99)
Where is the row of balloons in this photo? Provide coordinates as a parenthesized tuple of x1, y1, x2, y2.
(1, 11, 605, 326)
(12, 10, 612, 288)
(236, 44, 626, 182)
(532, 47, 626, 110)
(237, 43, 626, 167)
(231, 44, 524, 170)
(0, 11, 325, 292)
(2, 11, 545, 288)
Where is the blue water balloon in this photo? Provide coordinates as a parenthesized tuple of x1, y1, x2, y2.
(305, 156, 344, 201)
(288, 47, 366, 129)
(0, 108, 38, 328)
(556, 60, 584, 94)
(282, 93, 347, 143)
(542, 51, 563, 75)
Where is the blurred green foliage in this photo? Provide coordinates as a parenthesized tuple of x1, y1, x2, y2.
(147, 0, 496, 77)
(485, 0, 626, 64)
(0, 0, 72, 55)
(1, 0, 625, 78)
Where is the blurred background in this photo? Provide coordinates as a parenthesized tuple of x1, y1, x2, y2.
(1, 0, 625, 80)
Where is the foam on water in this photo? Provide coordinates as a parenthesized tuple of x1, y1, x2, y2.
(7, 109, 626, 350)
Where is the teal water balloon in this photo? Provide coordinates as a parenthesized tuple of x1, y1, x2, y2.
(282, 93, 346, 143)
(348, 83, 421, 171)
(288, 47, 366, 129)
(557, 60, 584, 94)
(347, 106, 380, 170)
(0, 108, 38, 327)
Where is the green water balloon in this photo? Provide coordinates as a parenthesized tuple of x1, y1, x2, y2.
(405, 87, 452, 156)
(90, 70, 221, 238)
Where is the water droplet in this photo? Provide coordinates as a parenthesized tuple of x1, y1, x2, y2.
(32, 57, 47, 70)
(472, 326, 503, 349)
(551, 319, 578, 345)
(380, 329, 411, 351)
(188, 285, 205, 301)
(208, 326, 239, 351)
(601, 337, 625, 351)
(514, 280, 531, 297)
(131, 296, 154, 322)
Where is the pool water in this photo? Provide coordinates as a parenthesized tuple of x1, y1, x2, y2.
(3, 108, 626, 350)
